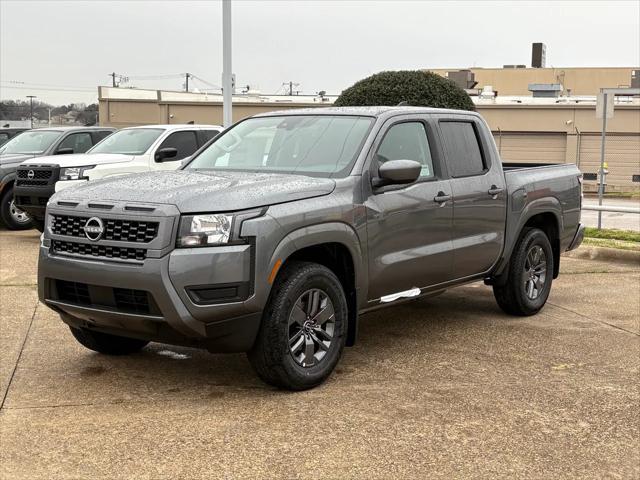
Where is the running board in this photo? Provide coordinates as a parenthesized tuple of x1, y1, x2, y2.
(380, 287, 421, 303)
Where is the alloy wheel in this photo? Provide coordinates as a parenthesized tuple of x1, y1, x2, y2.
(9, 199, 30, 225)
(523, 245, 547, 300)
(288, 288, 335, 367)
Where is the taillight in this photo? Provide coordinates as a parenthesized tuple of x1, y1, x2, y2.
(577, 174, 583, 207)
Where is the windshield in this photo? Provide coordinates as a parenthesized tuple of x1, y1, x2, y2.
(0, 130, 61, 155)
(88, 128, 164, 155)
(186, 115, 374, 177)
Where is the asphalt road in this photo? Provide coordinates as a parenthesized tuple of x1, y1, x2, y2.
(1, 229, 639, 479)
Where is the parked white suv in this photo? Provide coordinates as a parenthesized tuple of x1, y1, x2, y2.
(14, 124, 222, 227)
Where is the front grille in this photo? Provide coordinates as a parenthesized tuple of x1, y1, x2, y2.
(16, 178, 49, 187)
(17, 169, 52, 179)
(51, 215, 159, 243)
(114, 288, 151, 314)
(52, 240, 146, 261)
(56, 280, 91, 305)
(54, 280, 157, 315)
(16, 166, 55, 187)
(15, 196, 48, 206)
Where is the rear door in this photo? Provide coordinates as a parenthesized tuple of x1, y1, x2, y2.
(437, 117, 507, 279)
(365, 115, 454, 301)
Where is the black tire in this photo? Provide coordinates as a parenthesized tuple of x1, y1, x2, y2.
(32, 219, 45, 233)
(247, 261, 348, 390)
(0, 186, 33, 230)
(493, 227, 554, 316)
(69, 326, 149, 355)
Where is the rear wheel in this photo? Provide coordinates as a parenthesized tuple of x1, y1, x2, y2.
(247, 261, 347, 390)
(0, 187, 33, 230)
(493, 228, 554, 316)
(69, 326, 149, 355)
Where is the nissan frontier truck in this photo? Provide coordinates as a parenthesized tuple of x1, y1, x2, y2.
(37, 107, 584, 390)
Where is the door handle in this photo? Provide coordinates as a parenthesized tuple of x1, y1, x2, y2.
(433, 192, 451, 204)
(488, 185, 504, 197)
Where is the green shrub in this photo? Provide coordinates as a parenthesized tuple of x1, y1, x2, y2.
(334, 70, 475, 111)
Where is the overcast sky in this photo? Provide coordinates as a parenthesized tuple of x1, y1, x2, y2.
(1, 0, 639, 105)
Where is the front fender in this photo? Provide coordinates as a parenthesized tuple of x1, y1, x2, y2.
(0, 172, 16, 194)
(266, 221, 365, 302)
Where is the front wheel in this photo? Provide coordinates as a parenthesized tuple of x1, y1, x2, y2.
(247, 261, 348, 390)
(493, 228, 554, 316)
(0, 187, 33, 230)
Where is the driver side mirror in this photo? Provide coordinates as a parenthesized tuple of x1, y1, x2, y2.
(373, 159, 421, 188)
(155, 147, 178, 162)
(55, 147, 74, 155)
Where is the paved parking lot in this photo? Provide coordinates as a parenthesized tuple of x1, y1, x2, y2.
(1, 229, 639, 479)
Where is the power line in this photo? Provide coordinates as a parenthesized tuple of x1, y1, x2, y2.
(0, 85, 96, 93)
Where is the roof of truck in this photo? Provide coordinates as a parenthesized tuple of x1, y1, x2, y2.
(253, 106, 481, 118)
(121, 124, 223, 130)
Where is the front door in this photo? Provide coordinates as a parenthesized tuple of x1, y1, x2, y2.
(365, 117, 454, 302)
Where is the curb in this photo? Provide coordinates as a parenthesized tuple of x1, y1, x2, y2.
(564, 245, 640, 265)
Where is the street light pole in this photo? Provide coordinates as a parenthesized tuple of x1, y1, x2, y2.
(26, 95, 36, 128)
(222, 0, 233, 127)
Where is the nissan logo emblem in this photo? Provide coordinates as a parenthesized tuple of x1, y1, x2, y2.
(27, 170, 35, 180)
(83, 217, 104, 241)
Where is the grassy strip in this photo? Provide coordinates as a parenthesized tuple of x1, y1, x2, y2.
(584, 227, 640, 243)
(582, 237, 640, 252)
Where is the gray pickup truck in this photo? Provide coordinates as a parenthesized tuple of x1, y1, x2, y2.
(37, 107, 584, 390)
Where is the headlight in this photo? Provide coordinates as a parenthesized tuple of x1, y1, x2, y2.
(60, 165, 95, 180)
(177, 214, 234, 247)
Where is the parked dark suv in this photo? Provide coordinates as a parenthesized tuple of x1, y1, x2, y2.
(0, 126, 115, 229)
(0, 128, 29, 147)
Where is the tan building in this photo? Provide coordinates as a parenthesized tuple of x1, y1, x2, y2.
(98, 85, 640, 192)
(427, 67, 638, 96)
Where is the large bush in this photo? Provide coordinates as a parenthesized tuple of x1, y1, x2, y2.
(334, 70, 475, 111)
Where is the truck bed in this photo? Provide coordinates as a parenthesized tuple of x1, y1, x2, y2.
(495, 162, 582, 277)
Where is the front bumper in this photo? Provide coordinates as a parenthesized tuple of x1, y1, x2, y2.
(567, 223, 585, 251)
(38, 202, 267, 353)
(14, 164, 60, 220)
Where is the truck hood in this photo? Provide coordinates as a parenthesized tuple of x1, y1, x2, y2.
(51, 170, 336, 212)
(21, 153, 135, 167)
(0, 153, 37, 166)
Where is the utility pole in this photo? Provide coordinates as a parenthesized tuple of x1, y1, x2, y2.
(222, 0, 233, 127)
(110, 72, 117, 87)
(289, 81, 293, 96)
(185, 73, 190, 92)
(26, 95, 36, 128)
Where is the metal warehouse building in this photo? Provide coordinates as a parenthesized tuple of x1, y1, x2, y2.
(97, 66, 640, 192)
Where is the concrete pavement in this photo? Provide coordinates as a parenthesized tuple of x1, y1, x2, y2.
(582, 197, 640, 231)
(1, 229, 639, 479)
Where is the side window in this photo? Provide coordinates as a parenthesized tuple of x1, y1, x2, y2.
(157, 131, 198, 161)
(0, 133, 9, 145)
(376, 122, 434, 179)
(57, 132, 93, 153)
(200, 129, 220, 144)
(439, 121, 486, 177)
(92, 130, 113, 144)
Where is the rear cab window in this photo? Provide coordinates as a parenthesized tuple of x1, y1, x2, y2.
(439, 121, 487, 177)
